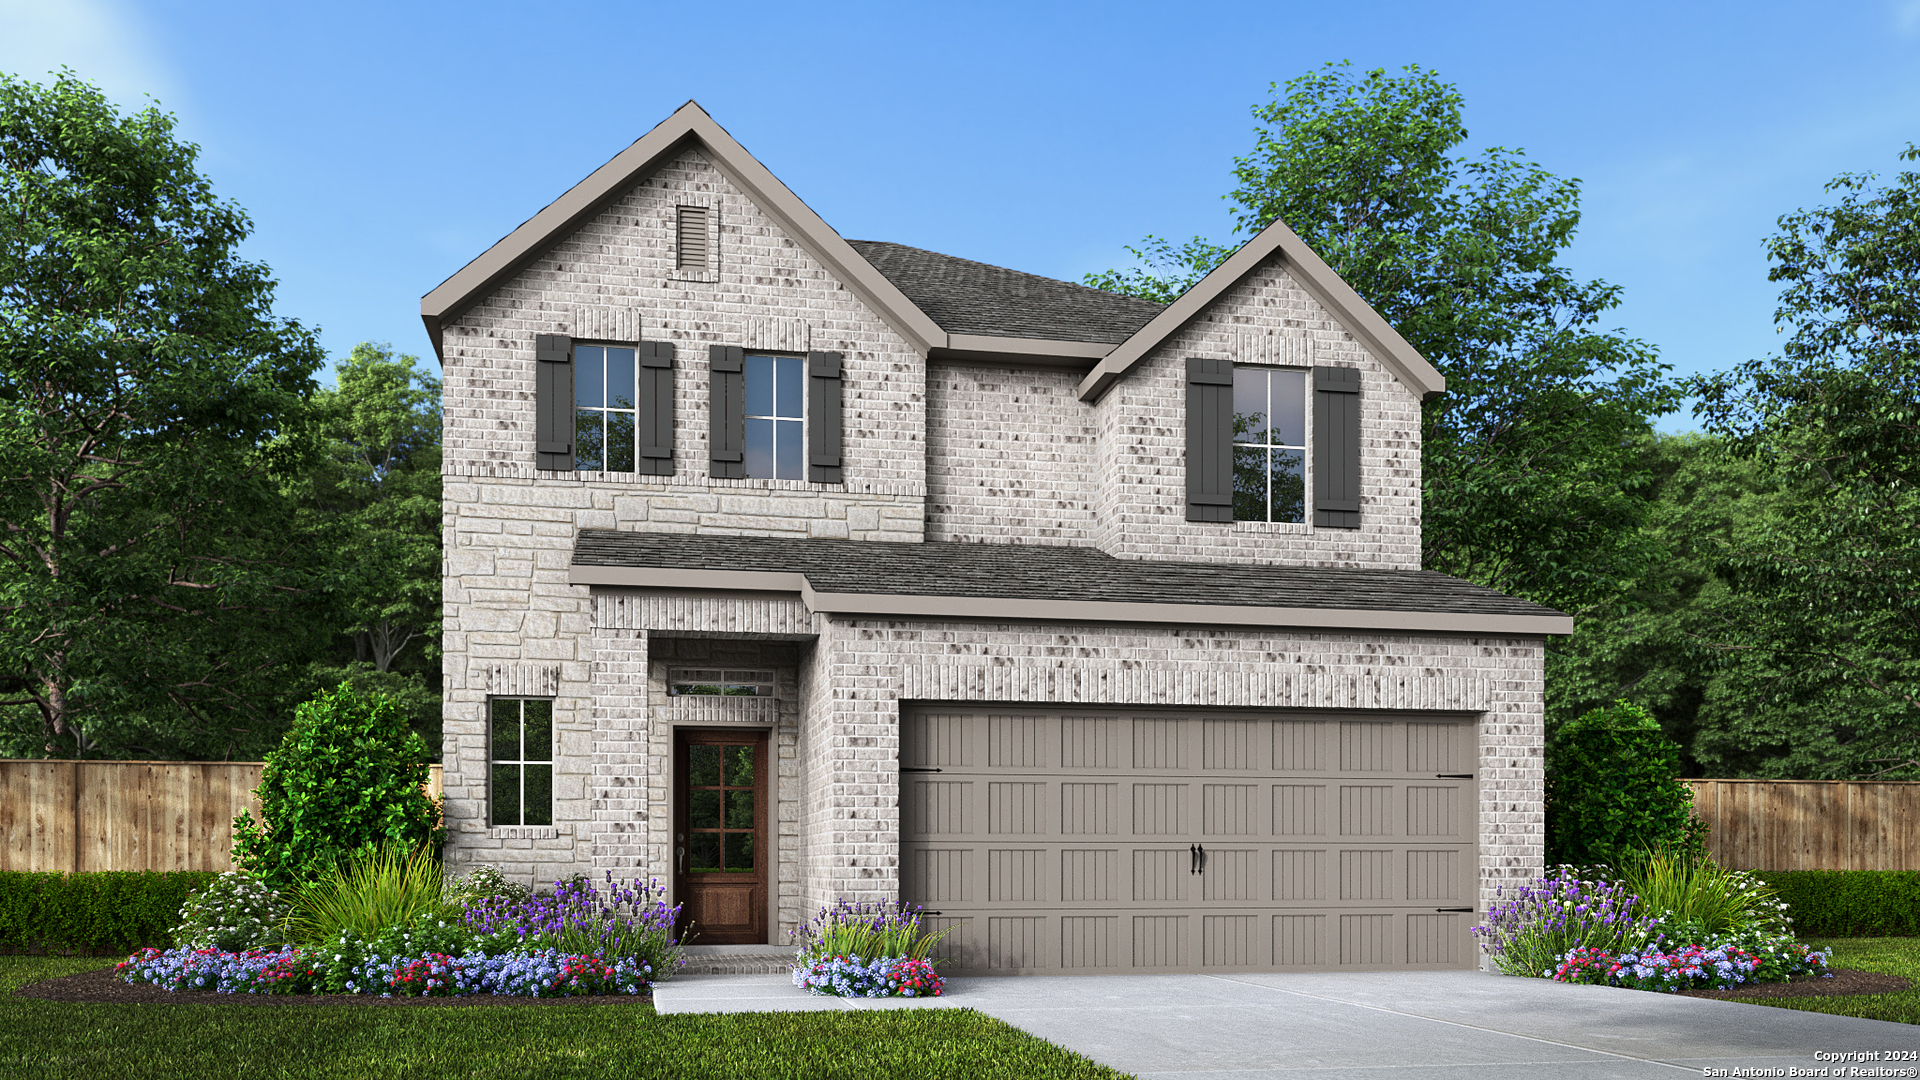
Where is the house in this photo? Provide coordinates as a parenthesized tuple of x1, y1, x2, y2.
(424, 101, 1570, 974)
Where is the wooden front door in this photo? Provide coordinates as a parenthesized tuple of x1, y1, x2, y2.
(674, 728, 769, 945)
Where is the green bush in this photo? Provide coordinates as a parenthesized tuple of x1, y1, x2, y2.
(1616, 848, 1789, 938)
(1754, 870, 1920, 937)
(170, 871, 290, 951)
(286, 842, 450, 944)
(0, 870, 216, 954)
(1546, 701, 1695, 866)
(232, 681, 443, 890)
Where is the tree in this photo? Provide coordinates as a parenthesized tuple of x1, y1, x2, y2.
(0, 71, 335, 758)
(1089, 63, 1677, 615)
(1686, 144, 1920, 779)
(1544, 701, 1694, 866)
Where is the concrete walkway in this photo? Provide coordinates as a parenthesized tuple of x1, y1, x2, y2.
(653, 970, 1919, 1078)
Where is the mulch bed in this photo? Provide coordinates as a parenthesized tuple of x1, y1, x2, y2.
(13, 966, 653, 1007)
(1676, 968, 1911, 999)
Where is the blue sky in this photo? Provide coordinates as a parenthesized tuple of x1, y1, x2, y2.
(5, 0, 1919, 432)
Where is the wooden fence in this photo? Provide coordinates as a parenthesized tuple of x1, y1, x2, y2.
(0, 760, 445, 873)
(1684, 779, 1920, 871)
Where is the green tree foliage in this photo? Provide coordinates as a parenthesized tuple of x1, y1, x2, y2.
(1683, 145, 1920, 780)
(0, 71, 338, 758)
(1545, 701, 1694, 866)
(1088, 63, 1677, 614)
(231, 682, 442, 889)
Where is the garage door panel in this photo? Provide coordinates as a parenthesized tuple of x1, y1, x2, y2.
(901, 707, 1479, 975)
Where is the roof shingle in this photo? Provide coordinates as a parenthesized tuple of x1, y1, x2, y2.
(846, 240, 1164, 345)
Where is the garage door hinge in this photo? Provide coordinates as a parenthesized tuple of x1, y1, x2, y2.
(1435, 907, 1474, 913)
(901, 767, 943, 773)
(1436, 774, 1473, 779)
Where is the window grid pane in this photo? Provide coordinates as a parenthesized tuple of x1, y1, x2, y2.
(1231, 366, 1308, 523)
(490, 697, 554, 827)
(745, 354, 805, 479)
(574, 345, 636, 472)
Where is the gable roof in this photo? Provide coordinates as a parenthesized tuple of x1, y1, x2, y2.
(1075, 216, 1447, 403)
(568, 531, 1572, 635)
(847, 240, 1164, 346)
(419, 101, 944, 361)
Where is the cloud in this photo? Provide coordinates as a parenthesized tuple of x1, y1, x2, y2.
(0, 0, 178, 109)
(1898, 0, 1920, 36)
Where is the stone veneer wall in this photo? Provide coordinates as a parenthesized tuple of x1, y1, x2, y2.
(1092, 254, 1424, 570)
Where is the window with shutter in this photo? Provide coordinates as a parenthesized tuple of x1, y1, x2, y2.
(1313, 366, 1362, 529)
(573, 345, 636, 472)
(1185, 357, 1234, 522)
(534, 334, 574, 471)
(807, 352, 843, 484)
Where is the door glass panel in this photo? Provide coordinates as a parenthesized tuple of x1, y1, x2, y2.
(689, 788, 722, 829)
(689, 746, 722, 786)
(689, 833, 721, 872)
(726, 789, 755, 829)
(724, 745, 755, 785)
(724, 831, 756, 871)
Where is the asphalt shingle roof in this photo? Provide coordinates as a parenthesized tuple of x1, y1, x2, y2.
(847, 240, 1165, 345)
(571, 531, 1564, 619)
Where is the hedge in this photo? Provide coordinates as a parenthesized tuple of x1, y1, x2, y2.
(0, 870, 215, 955)
(1755, 870, 1920, 938)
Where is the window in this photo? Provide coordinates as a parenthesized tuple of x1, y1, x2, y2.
(574, 345, 636, 472)
(744, 354, 803, 480)
(1232, 366, 1307, 523)
(490, 698, 553, 827)
(669, 669, 775, 697)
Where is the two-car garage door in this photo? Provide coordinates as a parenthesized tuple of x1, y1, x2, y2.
(900, 707, 1479, 975)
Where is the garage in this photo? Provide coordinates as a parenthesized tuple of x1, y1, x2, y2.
(900, 706, 1480, 975)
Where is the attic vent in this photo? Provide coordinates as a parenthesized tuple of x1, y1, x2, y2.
(676, 205, 709, 270)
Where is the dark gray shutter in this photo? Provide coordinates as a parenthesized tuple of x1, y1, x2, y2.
(535, 334, 574, 471)
(1185, 357, 1234, 523)
(808, 351, 843, 484)
(637, 340, 675, 476)
(708, 345, 745, 478)
(1314, 366, 1361, 528)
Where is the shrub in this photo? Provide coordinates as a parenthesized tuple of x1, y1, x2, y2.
(1545, 701, 1695, 866)
(443, 864, 532, 910)
(1615, 849, 1789, 940)
(171, 871, 290, 951)
(286, 843, 450, 944)
(1752, 870, 1920, 937)
(231, 681, 443, 890)
(461, 871, 685, 979)
(1471, 867, 1654, 977)
(0, 870, 216, 955)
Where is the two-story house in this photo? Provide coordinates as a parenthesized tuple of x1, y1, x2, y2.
(424, 102, 1569, 975)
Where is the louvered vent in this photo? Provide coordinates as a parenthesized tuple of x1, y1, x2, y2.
(676, 205, 709, 270)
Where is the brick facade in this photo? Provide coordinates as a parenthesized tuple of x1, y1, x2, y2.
(437, 117, 1547, 951)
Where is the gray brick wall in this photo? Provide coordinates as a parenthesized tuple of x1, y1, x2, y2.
(927, 364, 1099, 545)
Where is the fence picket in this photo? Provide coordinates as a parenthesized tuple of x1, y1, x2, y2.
(1683, 779, 1920, 871)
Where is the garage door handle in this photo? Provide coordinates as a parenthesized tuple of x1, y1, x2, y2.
(1436, 774, 1473, 779)
(1190, 844, 1199, 874)
(1435, 907, 1473, 913)
(1198, 844, 1206, 873)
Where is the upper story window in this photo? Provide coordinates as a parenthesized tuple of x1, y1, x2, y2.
(575, 345, 637, 472)
(1232, 367, 1307, 523)
(744, 354, 804, 480)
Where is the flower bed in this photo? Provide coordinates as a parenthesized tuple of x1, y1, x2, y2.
(1550, 941, 1832, 993)
(791, 955, 942, 998)
(116, 945, 653, 998)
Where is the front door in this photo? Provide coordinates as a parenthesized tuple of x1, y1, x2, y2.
(674, 728, 768, 944)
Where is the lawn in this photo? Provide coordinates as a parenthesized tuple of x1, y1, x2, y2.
(0, 957, 1132, 1080)
(1715, 937, 1920, 1025)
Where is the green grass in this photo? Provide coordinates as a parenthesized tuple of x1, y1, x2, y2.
(0, 956, 1131, 1079)
(1714, 937, 1920, 1025)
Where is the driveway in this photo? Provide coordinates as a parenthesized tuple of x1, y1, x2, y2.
(652, 970, 1919, 1078)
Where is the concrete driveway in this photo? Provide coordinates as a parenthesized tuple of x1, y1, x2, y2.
(652, 970, 1919, 1078)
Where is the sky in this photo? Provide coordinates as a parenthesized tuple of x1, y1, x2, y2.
(4, 0, 1919, 433)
